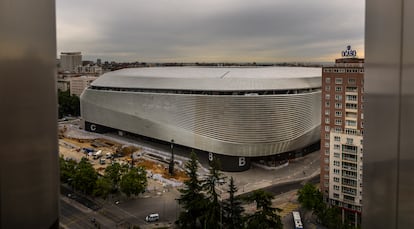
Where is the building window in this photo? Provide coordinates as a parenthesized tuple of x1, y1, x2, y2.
(335, 94, 342, 101)
(346, 120, 357, 127)
(335, 103, 342, 109)
(346, 138, 354, 145)
(333, 193, 340, 199)
(325, 109, 330, 115)
(325, 94, 330, 100)
(325, 77, 331, 83)
(325, 101, 330, 107)
(325, 142, 329, 147)
(346, 86, 358, 92)
(346, 95, 358, 101)
(325, 118, 330, 124)
(348, 78, 356, 84)
(334, 177, 340, 182)
(334, 161, 340, 166)
(346, 103, 358, 110)
(335, 111, 342, 117)
(334, 152, 340, 158)
(325, 85, 331, 91)
(334, 185, 340, 190)
(335, 127, 342, 132)
(334, 144, 340, 150)
(324, 158, 329, 163)
(325, 126, 330, 132)
(325, 149, 330, 155)
(335, 86, 342, 92)
(335, 119, 342, 125)
(335, 78, 343, 84)
(325, 133, 330, 140)
(334, 169, 340, 174)
(334, 136, 341, 142)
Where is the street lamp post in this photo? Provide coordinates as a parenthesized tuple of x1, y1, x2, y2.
(169, 139, 174, 175)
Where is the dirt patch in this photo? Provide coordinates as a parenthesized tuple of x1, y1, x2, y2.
(135, 159, 188, 182)
(59, 128, 188, 182)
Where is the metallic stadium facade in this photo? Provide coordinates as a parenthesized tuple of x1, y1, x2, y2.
(81, 67, 321, 171)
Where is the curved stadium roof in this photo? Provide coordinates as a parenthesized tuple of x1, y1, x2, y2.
(91, 66, 322, 91)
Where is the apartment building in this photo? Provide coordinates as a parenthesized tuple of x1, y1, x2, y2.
(70, 75, 98, 97)
(320, 46, 364, 226)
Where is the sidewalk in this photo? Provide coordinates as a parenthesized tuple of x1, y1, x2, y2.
(218, 151, 320, 197)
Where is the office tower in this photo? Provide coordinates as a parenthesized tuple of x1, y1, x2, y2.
(60, 52, 82, 73)
(320, 47, 364, 225)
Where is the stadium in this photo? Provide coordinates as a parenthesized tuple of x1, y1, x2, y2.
(81, 67, 321, 171)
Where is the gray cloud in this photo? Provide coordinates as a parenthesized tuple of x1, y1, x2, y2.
(56, 0, 364, 62)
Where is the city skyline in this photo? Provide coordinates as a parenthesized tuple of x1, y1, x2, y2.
(56, 0, 365, 63)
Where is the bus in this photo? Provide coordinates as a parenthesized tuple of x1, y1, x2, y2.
(292, 211, 303, 229)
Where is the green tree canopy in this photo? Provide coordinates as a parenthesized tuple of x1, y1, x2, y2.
(297, 183, 348, 229)
(73, 157, 98, 195)
(244, 189, 283, 229)
(94, 177, 112, 199)
(297, 183, 323, 211)
(176, 151, 207, 229)
(222, 176, 244, 229)
(58, 90, 80, 118)
(120, 166, 147, 197)
(202, 158, 226, 229)
(59, 156, 77, 185)
(104, 162, 128, 193)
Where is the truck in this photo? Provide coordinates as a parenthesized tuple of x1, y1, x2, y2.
(93, 150, 102, 159)
(99, 158, 106, 165)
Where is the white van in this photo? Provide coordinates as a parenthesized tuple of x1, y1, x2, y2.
(145, 213, 159, 222)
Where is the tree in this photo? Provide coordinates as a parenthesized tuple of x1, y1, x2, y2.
(202, 158, 226, 228)
(297, 183, 323, 211)
(120, 166, 147, 197)
(59, 156, 77, 185)
(73, 157, 98, 195)
(94, 177, 112, 199)
(244, 189, 283, 229)
(222, 177, 244, 229)
(297, 183, 345, 229)
(104, 162, 127, 193)
(176, 151, 207, 228)
(58, 90, 80, 118)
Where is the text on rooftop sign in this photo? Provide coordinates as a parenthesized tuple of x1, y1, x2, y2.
(342, 45, 357, 57)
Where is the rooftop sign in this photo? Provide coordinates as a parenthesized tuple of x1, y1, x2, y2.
(341, 45, 357, 58)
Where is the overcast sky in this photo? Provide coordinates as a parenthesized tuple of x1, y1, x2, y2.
(56, 0, 365, 63)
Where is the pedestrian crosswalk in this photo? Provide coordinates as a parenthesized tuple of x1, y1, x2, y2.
(277, 202, 300, 218)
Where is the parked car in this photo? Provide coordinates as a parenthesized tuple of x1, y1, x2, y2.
(145, 213, 159, 222)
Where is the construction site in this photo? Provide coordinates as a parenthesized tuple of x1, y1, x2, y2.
(58, 124, 188, 185)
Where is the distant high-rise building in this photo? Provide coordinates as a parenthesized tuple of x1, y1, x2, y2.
(60, 52, 82, 73)
(97, 58, 102, 66)
(320, 46, 364, 226)
(70, 75, 98, 97)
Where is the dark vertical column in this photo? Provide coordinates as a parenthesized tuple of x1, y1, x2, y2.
(397, 0, 414, 227)
(362, 0, 408, 228)
(0, 0, 59, 228)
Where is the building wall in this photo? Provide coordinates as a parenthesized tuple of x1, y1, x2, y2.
(364, 0, 414, 228)
(0, 0, 59, 227)
(60, 52, 82, 73)
(320, 60, 364, 197)
(70, 76, 97, 97)
(329, 132, 363, 212)
(81, 88, 321, 158)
